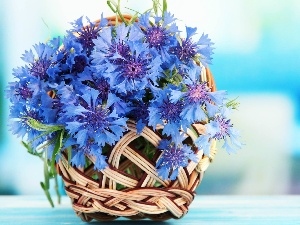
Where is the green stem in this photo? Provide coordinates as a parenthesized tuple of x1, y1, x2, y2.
(44, 156, 50, 189)
(162, 0, 167, 13)
(54, 173, 61, 204)
(41, 152, 55, 207)
(40, 182, 54, 208)
(107, 0, 128, 25)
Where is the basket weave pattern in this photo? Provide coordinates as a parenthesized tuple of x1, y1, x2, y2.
(56, 67, 217, 222)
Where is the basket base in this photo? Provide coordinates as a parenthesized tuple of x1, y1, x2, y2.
(78, 211, 181, 222)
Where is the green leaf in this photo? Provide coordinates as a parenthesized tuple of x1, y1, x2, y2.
(40, 182, 54, 208)
(21, 141, 34, 154)
(25, 117, 64, 132)
(50, 129, 65, 174)
(54, 173, 61, 205)
(22, 141, 44, 158)
(162, 0, 168, 13)
(129, 13, 139, 24)
(152, 0, 159, 15)
(107, 0, 128, 25)
(107, 0, 117, 13)
(226, 97, 240, 110)
(67, 146, 72, 167)
(44, 156, 50, 189)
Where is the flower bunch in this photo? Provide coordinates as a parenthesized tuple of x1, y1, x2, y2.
(6, 0, 241, 195)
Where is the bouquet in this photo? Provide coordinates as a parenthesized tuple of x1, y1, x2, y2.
(6, 0, 241, 221)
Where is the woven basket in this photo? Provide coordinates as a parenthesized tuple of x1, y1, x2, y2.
(56, 15, 218, 222)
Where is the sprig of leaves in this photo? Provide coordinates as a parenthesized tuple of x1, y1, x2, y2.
(226, 97, 240, 110)
(107, 0, 129, 25)
(152, 0, 168, 15)
(21, 117, 65, 207)
(107, 0, 168, 25)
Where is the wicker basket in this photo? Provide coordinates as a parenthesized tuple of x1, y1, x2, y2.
(56, 15, 218, 222)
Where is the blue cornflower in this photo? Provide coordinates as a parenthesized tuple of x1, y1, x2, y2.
(8, 103, 46, 149)
(156, 133, 198, 180)
(171, 66, 227, 123)
(197, 33, 214, 66)
(92, 23, 139, 69)
(66, 138, 107, 171)
(92, 23, 162, 93)
(59, 36, 93, 82)
(195, 108, 242, 155)
(69, 14, 108, 56)
(148, 87, 189, 135)
(128, 99, 149, 133)
(138, 11, 178, 61)
(63, 88, 128, 148)
(7, 63, 60, 126)
(54, 82, 78, 105)
(93, 76, 110, 100)
(170, 26, 214, 66)
(21, 43, 58, 82)
(6, 79, 33, 104)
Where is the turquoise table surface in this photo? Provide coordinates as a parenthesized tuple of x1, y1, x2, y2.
(0, 195, 299, 225)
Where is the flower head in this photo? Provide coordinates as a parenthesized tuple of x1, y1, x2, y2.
(21, 43, 58, 82)
(6, 79, 33, 104)
(138, 12, 178, 61)
(58, 36, 92, 83)
(69, 15, 108, 56)
(128, 99, 149, 133)
(148, 87, 189, 135)
(63, 88, 127, 148)
(92, 23, 162, 93)
(171, 66, 227, 123)
(195, 108, 242, 155)
(93, 76, 110, 100)
(156, 133, 198, 180)
(170, 27, 214, 66)
(8, 103, 46, 149)
(69, 139, 108, 171)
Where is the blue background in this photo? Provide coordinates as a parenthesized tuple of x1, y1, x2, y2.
(0, 0, 299, 195)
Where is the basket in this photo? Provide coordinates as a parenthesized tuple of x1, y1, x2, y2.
(55, 15, 218, 222)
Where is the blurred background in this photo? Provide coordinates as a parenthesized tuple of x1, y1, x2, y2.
(0, 0, 299, 195)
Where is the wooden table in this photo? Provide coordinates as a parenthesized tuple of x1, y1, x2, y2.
(0, 195, 299, 224)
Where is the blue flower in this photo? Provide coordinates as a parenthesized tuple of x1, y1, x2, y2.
(92, 23, 162, 93)
(138, 11, 178, 61)
(148, 87, 189, 136)
(92, 23, 141, 70)
(197, 33, 214, 66)
(63, 88, 128, 147)
(128, 99, 149, 133)
(93, 76, 110, 100)
(21, 43, 58, 81)
(156, 133, 198, 180)
(195, 108, 242, 155)
(170, 26, 214, 66)
(69, 14, 108, 56)
(8, 103, 46, 149)
(6, 79, 33, 104)
(71, 149, 86, 168)
(54, 82, 77, 105)
(71, 141, 107, 171)
(58, 36, 92, 83)
(171, 66, 227, 123)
